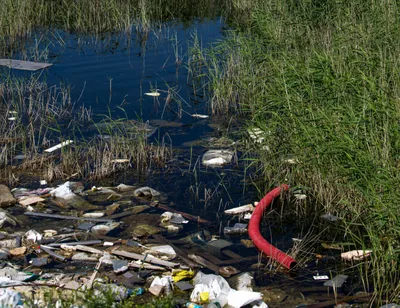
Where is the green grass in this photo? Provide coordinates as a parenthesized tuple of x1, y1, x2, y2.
(194, 0, 400, 304)
(24, 287, 178, 307)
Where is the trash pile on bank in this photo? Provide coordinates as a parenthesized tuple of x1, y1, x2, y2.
(0, 182, 269, 307)
(0, 182, 386, 307)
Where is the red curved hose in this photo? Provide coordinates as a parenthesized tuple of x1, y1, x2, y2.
(248, 184, 297, 270)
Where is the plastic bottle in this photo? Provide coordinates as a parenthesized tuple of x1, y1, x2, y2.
(186, 302, 203, 308)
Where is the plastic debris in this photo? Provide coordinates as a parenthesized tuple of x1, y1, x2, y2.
(31, 257, 48, 267)
(91, 222, 120, 236)
(25, 212, 112, 222)
(321, 213, 340, 222)
(191, 272, 262, 308)
(176, 281, 194, 291)
(9, 247, 27, 257)
(144, 92, 160, 97)
(111, 159, 130, 163)
(149, 276, 173, 296)
(44, 140, 73, 153)
(24, 230, 42, 245)
(234, 272, 254, 292)
(0, 288, 22, 307)
(313, 275, 329, 280)
(172, 269, 195, 282)
(18, 196, 45, 206)
(186, 302, 203, 308)
(82, 212, 105, 218)
(0, 210, 18, 228)
(202, 150, 234, 167)
(112, 259, 129, 274)
(224, 204, 254, 215)
(248, 128, 270, 150)
(323, 274, 348, 288)
(341, 250, 372, 261)
(0, 59, 52, 71)
(0, 248, 10, 260)
(224, 223, 248, 235)
(191, 114, 209, 119)
(145, 245, 177, 260)
(50, 182, 76, 199)
(134, 187, 161, 198)
(248, 128, 265, 143)
(294, 194, 307, 200)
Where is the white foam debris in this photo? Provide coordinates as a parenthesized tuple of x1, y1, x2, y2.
(44, 140, 73, 153)
(0, 59, 52, 71)
(191, 114, 209, 119)
(145, 92, 160, 97)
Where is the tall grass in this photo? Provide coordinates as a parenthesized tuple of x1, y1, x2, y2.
(195, 0, 400, 304)
(0, 0, 235, 56)
(0, 75, 171, 184)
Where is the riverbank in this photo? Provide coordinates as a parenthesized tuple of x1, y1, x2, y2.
(199, 0, 400, 304)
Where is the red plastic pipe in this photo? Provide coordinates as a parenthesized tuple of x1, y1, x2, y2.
(248, 184, 297, 270)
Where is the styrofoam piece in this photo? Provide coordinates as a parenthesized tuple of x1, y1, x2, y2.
(44, 140, 73, 153)
(0, 59, 52, 71)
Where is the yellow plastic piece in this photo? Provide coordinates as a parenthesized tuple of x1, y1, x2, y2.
(200, 291, 209, 303)
(172, 269, 195, 282)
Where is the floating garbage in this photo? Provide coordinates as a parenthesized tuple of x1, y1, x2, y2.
(134, 186, 161, 198)
(18, 196, 45, 207)
(191, 114, 209, 119)
(313, 275, 329, 280)
(173, 269, 195, 283)
(91, 222, 120, 236)
(233, 272, 254, 292)
(24, 230, 42, 245)
(176, 281, 194, 291)
(186, 302, 203, 308)
(248, 128, 270, 150)
(145, 92, 161, 97)
(0, 59, 52, 71)
(145, 245, 177, 260)
(248, 128, 265, 143)
(224, 223, 248, 236)
(0, 210, 18, 228)
(294, 194, 307, 200)
(224, 204, 255, 215)
(49, 181, 100, 210)
(341, 250, 372, 261)
(202, 149, 234, 167)
(111, 158, 130, 163)
(113, 259, 129, 274)
(0, 288, 22, 307)
(9, 247, 26, 257)
(321, 212, 340, 222)
(149, 276, 173, 296)
(44, 140, 73, 153)
(191, 272, 263, 308)
(323, 274, 348, 288)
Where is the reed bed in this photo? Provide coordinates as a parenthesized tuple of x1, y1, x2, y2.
(0, 75, 171, 184)
(191, 0, 400, 304)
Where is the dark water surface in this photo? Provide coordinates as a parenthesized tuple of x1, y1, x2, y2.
(1, 15, 358, 308)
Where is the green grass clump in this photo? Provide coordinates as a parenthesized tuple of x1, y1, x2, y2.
(196, 0, 400, 304)
(24, 287, 178, 307)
